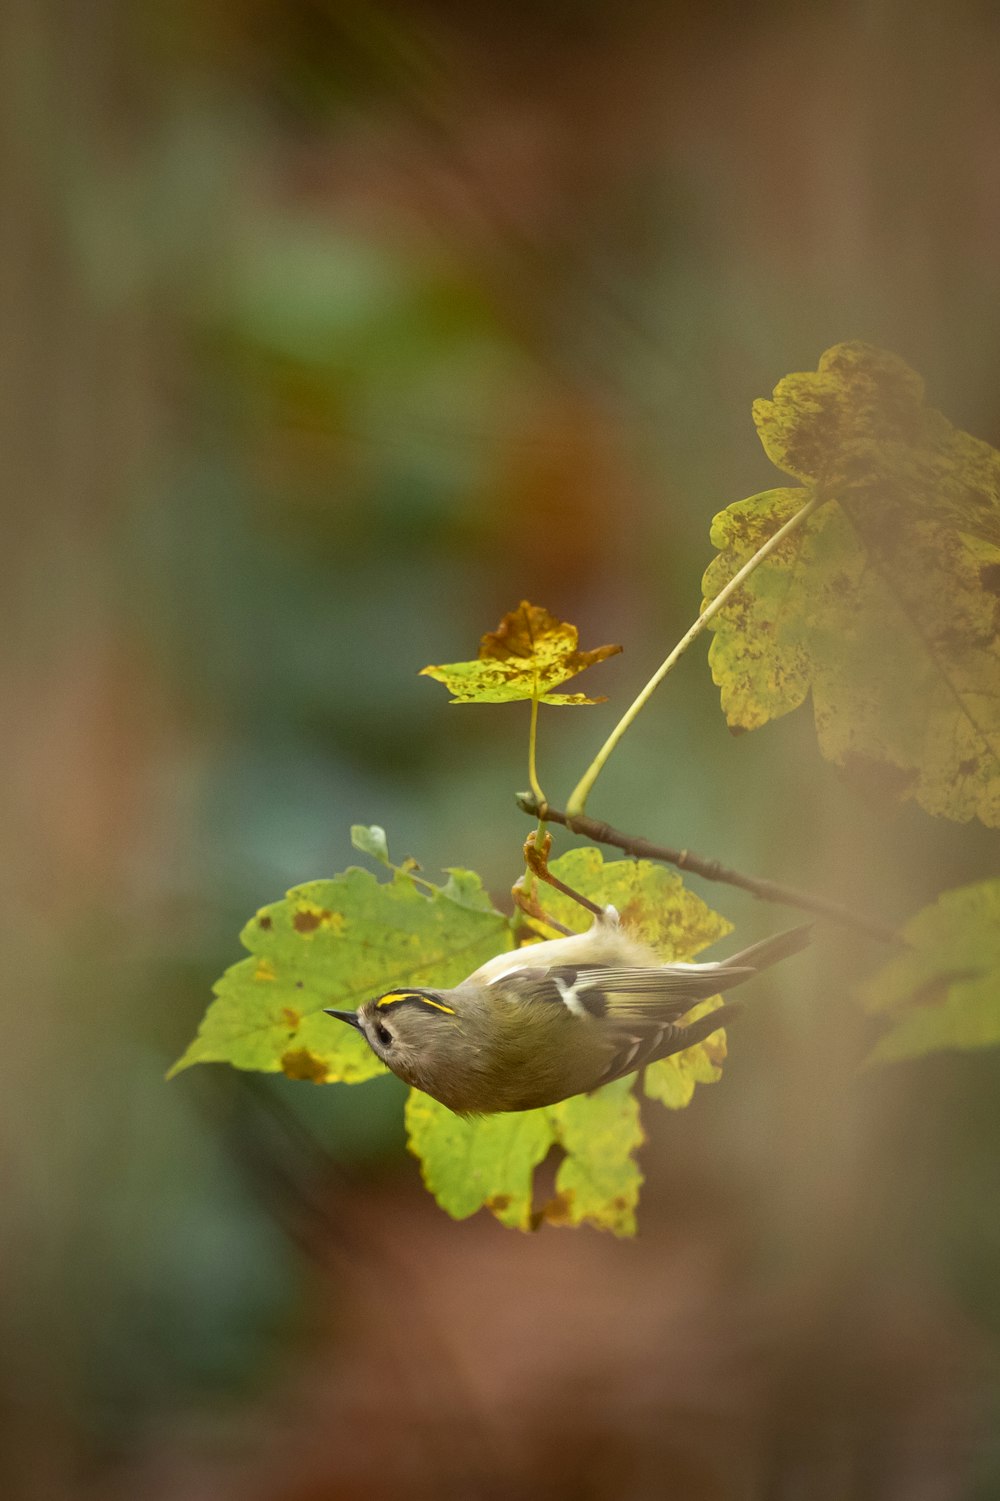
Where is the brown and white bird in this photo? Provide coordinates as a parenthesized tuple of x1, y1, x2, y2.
(325, 907, 811, 1114)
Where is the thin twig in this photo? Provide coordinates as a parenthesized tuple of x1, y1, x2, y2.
(511, 878, 575, 936)
(516, 793, 901, 945)
(523, 827, 606, 919)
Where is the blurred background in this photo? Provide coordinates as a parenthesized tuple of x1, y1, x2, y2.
(4, 0, 1000, 1496)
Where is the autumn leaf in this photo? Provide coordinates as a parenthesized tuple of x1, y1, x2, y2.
(862, 880, 1000, 1064)
(542, 1079, 645, 1233)
(705, 343, 1000, 825)
(404, 1092, 554, 1231)
(753, 341, 1000, 545)
(420, 600, 621, 704)
(405, 1076, 644, 1236)
(168, 865, 513, 1083)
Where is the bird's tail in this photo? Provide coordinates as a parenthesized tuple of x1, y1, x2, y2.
(720, 923, 812, 985)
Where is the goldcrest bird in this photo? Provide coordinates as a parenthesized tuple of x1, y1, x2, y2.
(325, 907, 811, 1115)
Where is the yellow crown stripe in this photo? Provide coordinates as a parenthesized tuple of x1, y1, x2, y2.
(376, 991, 455, 1015)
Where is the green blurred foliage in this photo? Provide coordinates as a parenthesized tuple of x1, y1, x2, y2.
(864, 880, 1000, 1063)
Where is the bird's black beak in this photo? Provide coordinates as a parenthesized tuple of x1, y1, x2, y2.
(324, 1008, 362, 1030)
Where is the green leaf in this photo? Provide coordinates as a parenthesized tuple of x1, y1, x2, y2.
(404, 1091, 553, 1230)
(350, 824, 391, 865)
(169, 866, 512, 1083)
(543, 1079, 645, 1234)
(404, 1077, 644, 1235)
(705, 343, 1000, 825)
(440, 867, 505, 912)
(862, 881, 1000, 1063)
(420, 600, 621, 704)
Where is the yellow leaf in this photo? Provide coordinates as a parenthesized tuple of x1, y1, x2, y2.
(420, 600, 621, 704)
(754, 342, 1000, 545)
(705, 344, 1000, 825)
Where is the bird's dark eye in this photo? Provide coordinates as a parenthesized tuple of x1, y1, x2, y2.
(374, 1021, 393, 1048)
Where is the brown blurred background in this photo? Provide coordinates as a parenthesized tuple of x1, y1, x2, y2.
(4, 1, 1000, 1496)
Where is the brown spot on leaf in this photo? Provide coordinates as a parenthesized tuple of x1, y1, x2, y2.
(541, 1190, 576, 1226)
(281, 1007, 302, 1030)
(979, 562, 1000, 596)
(486, 1194, 511, 1214)
(478, 601, 620, 671)
(280, 1048, 331, 1084)
(293, 909, 323, 933)
(958, 758, 978, 778)
(617, 897, 646, 931)
(258, 915, 272, 930)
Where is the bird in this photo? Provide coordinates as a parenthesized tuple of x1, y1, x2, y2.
(324, 908, 811, 1115)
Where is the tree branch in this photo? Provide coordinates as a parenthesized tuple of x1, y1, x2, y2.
(515, 793, 901, 946)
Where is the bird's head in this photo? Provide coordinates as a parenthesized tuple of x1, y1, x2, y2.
(325, 988, 460, 1088)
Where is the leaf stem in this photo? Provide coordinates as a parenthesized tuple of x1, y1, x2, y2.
(566, 494, 821, 815)
(527, 692, 547, 812)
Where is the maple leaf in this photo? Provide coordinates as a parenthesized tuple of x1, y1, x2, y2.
(406, 1076, 644, 1235)
(168, 865, 512, 1084)
(705, 344, 1000, 825)
(754, 341, 1000, 545)
(420, 600, 621, 704)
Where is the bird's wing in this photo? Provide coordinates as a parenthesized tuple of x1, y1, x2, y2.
(573, 963, 753, 1011)
(592, 1000, 741, 1088)
(495, 961, 745, 1020)
(494, 961, 738, 1090)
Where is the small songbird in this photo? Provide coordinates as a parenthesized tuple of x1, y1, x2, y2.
(325, 908, 811, 1114)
